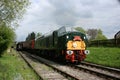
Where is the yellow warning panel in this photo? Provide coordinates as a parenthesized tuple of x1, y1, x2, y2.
(67, 40, 86, 50)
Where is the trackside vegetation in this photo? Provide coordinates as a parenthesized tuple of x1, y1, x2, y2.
(85, 47, 120, 69)
(0, 49, 39, 80)
(0, 0, 30, 56)
(0, 26, 15, 56)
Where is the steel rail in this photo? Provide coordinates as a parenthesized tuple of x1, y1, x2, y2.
(18, 51, 44, 80)
(81, 61, 120, 73)
(68, 63, 120, 80)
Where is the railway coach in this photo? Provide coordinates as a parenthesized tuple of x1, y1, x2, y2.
(17, 27, 89, 63)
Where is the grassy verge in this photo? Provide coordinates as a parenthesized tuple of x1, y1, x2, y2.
(0, 49, 39, 80)
(85, 47, 120, 69)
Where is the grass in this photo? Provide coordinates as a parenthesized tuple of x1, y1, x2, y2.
(0, 49, 39, 80)
(85, 47, 120, 69)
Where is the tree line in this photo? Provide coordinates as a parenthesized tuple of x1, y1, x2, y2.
(25, 32, 42, 41)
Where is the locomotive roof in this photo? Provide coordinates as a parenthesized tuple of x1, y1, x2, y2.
(35, 26, 85, 40)
(57, 26, 85, 36)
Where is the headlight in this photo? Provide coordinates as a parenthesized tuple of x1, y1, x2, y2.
(67, 50, 73, 55)
(84, 36, 86, 39)
(66, 35, 69, 39)
(84, 50, 90, 54)
(72, 42, 77, 48)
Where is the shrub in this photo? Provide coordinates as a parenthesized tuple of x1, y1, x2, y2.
(0, 25, 15, 56)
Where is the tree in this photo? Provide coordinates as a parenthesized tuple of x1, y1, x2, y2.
(26, 34, 30, 41)
(87, 29, 107, 41)
(95, 29, 107, 40)
(26, 32, 36, 41)
(87, 29, 98, 40)
(26, 32, 42, 41)
(30, 32, 35, 40)
(36, 32, 42, 38)
(0, 25, 15, 56)
(74, 27, 86, 34)
(0, 0, 30, 27)
(75, 27, 107, 41)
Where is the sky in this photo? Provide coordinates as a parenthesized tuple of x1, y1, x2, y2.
(15, 0, 120, 41)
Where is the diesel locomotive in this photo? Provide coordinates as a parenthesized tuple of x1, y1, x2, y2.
(17, 27, 89, 63)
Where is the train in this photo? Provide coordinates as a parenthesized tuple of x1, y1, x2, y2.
(16, 27, 89, 63)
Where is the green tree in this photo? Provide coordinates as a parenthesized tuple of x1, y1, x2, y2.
(87, 29, 107, 41)
(26, 32, 42, 41)
(26, 32, 36, 41)
(95, 29, 107, 40)
(0, 25, 15, 56)
(26, 34, 30, 41)
(36, 32, 42, 38)
(0, 0, 30, 27)
(30, 32, 35, 40)
(74, 27, 86, 34)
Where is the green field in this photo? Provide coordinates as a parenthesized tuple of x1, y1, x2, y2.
(0, 49, 39, 80)
(85, 47, 120, 69)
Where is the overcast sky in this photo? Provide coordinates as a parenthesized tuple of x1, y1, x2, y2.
(15, 0, 120, 41)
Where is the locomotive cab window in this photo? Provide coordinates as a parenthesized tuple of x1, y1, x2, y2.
(58, 26, 77, 36)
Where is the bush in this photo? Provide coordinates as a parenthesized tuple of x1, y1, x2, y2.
(0, 25, 15, 56)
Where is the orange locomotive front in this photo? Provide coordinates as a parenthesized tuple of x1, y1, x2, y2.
(66, 36, 87, 63)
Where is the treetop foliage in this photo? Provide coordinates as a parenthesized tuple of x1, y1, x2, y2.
(95, 29, 107, 40)
(26, 32, 42, 41)
(75, 27, 86, 34)
(36, 32, 42, 38)
(87, 29, 98, 40)
(26, 32, 35, 41)
(0, 0, 30, 27)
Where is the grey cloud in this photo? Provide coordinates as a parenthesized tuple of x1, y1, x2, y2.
(47, 0, 93, 26)
(48, 0, 77, 26)
(16, 0, 120, 41)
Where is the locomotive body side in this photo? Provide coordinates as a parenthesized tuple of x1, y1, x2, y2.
(34, 31, 57, 50)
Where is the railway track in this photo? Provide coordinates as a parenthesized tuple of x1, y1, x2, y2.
(69, 61, 120, 80)
(19, 51, 79, 80)
(18, 51, 112, 80)
(18, 50, 120, 80)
